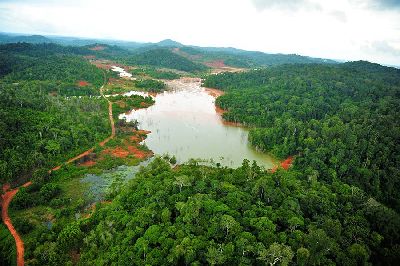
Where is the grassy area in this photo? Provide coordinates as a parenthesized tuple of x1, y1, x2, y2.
(109, 94, 155, 118)
(103, 78, 138, 94)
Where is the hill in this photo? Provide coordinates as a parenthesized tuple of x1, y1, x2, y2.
(0, 33, 338, 69)
(0, 33, 52, 44)
(127, 48, 208, 72)
(156, 39, 184, 47)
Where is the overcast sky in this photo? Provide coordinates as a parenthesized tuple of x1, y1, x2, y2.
(0, 0, 399, 65)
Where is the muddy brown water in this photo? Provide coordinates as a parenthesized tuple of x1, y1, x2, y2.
(121, 79, 275, 168)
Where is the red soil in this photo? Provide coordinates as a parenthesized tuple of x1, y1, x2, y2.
(270, 166, 279, 173)
(99, 101, 116, 146)
(214, 104, 243, 127)
(205, 60, 226, 68)
(102, 144, 151, 159)
(100, 129, 152, 160)
(281, 156, 293, 170)
(205, 88, 225, 98)
(91, 60, 114, 70)
(77, 80, 89, 87)
(93, 62, 110, 70)
(88, 45, 106, 51)
(140, 102, 150, 107)
(2, 184, 10, 193)
(50, 165, 61, 172)
(137, 129, 151, 135)
(221, 120, 243, 127)
(129, 135, 143, 142)
(1, 71, 114, 266)
(79, 160, 97, 167)
(270, 156, 294, 173)
(1, 181, 31, 266)
(127, 146, 148, 159)
(215, 105, 227, 115)
(67, 148, 95, 164)
(104, 147, 130, 158)
(148, 92, 158, 97)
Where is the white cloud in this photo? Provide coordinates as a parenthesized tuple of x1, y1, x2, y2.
(0, 0, 399, 65)
(251, 0, 316, 11)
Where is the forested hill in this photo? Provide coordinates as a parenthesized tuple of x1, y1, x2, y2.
(177, 46, 337, 67)
(0, 33, 339, 69)
(203, 61, 400, 213)
(127, 48, 208, 72)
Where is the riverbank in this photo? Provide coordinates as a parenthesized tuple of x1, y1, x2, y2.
(122, 78, 276, 168)
(0, 72, 115, 266)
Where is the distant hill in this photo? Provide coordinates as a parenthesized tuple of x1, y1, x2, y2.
(127, 48, 207, 72)
(237, 51, 337, 66)
(0, 34, 52, 44)
(0, 33, 339, 69)
(156, 39, 184, 47)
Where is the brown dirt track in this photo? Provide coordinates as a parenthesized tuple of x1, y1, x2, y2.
(1, 71, 114, 266)
(1, 182, 32, 266)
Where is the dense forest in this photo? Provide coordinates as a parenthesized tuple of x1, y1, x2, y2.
(19, 158, 400, 265)
(0, 43, 110, 185)
(176, 46, 337, 68)
(1, 39, 400, 266)
(203, 62, 400, 213)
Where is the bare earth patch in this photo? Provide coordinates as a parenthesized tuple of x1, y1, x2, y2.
(80, 160, 97, 167)
(88, 45, 106, 51)
(270, 156, 294, 173)
(77, 80, 89, 87)
(205, 60, 226, 68)
(205, 87, 225, 98)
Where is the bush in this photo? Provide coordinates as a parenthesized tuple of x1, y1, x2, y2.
(39, 183, 61, 202)
(13, 217, 35, 234)
(11, 187, 34, 209)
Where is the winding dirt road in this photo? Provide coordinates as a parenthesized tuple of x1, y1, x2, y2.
(1, 182, 31, 266)
(50, 76, 115, 171)
(1, 72, 115, 266)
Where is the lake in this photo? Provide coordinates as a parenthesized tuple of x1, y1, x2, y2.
(121, 78, 275, 168)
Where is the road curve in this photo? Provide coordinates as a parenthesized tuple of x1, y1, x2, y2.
(1, 71, 114, 266)
(1, 182, 31, 266)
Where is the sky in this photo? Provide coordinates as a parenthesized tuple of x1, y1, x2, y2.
(0, 0, 399, 65)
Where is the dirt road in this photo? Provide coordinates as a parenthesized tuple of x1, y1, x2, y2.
(1, 71, 115, 266)
(1, 182, 31, 266)
(50, 73, 115, 171)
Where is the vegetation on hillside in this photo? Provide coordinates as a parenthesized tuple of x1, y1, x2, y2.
(131, 67, 180, 80)
(110, 94, 155, 118)
(134, 79, 166, 92)
(1, 39, 399, 266)
(127, 48, 208, 72)
(17, 158, 400, 265)
(203, 61, 400, 214)
(0, 43, 110, 185)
